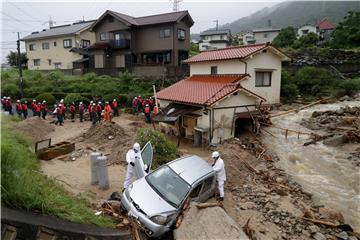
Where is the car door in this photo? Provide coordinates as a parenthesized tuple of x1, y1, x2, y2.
(134, 141, 153, 180)
(198, 174, 216, 202)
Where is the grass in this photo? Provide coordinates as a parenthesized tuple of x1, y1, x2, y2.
(1, 116, 115, 227)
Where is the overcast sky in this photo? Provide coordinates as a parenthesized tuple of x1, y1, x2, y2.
(0, 0, 284, 63)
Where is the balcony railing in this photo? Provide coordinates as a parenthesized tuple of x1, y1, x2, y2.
(110, 39, 130, 49)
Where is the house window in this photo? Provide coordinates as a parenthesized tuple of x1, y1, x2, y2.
(302, 29, 309, 34)
(29, 44, 36, 51)
(108, 16, 114, 23)
(114, 33, 124, 40)
(63, 39, 72, 48)
(177, 29, 186, 40)
(264, 33, 268, 38)
(33, 59, 40, 66)
(160, 29, 171, 38)
(53, 41, 57, 47)
(211, 66, 218, 75)
(48, 59, 52, 65)
(81, 39, 91, 48)
(54, 62, 61, 69)
(255, 71, 272, 87)
(100, 32, 109, 41)
(220, 35, 224, 40)
(42, 42, 49, 50)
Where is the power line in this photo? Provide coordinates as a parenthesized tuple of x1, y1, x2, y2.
(8, 2, 43, 22)
(1, 12, 33, 27)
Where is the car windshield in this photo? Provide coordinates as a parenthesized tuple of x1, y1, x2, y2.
(146, 165, 191, 208)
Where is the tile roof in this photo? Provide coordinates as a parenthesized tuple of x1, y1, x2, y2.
(104, 10, 193, 27)
(200, 29, 231, 36)
(157, 74, 250, 106)
(317, 18, 335, 30)
(183, 43, 268, 63)
(21, 21, 95, 41)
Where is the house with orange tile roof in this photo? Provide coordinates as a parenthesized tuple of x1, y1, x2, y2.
(155, 42, 290, 145)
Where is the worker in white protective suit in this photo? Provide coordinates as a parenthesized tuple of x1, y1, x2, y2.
(211, 151, 226, 201)
(123, 143, 142, 189)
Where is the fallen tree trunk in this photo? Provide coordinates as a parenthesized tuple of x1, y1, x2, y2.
(271, 99, 327, 118)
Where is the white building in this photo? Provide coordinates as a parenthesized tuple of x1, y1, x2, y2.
(198, 30, 231, 51)
(156, 43, 290, 145)
(297, 25, 317, 38)
(242, 32, 256, 45)
(253, 28, 281, 44)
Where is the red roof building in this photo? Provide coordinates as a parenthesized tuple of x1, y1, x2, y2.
(157, 74, 264, 106)
(317, 18, 336, 30)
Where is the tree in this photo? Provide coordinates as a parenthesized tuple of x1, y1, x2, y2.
(292, 32, 319, 48)
(190, 42, 199, 56)
(6, 51, 28, 67)
(272, 27, 297, 48)
(331, 11, 360, 49)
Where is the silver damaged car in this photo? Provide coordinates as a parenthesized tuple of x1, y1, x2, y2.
(121, 142, 216, 237)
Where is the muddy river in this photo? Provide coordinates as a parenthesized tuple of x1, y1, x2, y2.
(262, 100, 360, 232)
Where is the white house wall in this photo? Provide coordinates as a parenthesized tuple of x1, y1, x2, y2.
(190, 59, 245, 75)
(243, 50, 282, 104)
(189, 50, 282, 104)
(297, 25, 317, 38)
(254, 31, 279, 44)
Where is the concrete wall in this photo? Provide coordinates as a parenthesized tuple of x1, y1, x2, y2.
(254, 31, 279, 44)
(189, 49, 282, 104)
(26, 30, 95, 70)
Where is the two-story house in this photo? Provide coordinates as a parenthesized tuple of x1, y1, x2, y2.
(155, 43, 290, 145)
(198, 30, 231, 51)
(21, 20, 95, 73)
(253, 28, 281, 44)
(86, 10, 194, 77)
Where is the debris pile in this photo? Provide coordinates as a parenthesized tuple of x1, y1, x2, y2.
(80, 121, 134, 164)
(15, 117, 55, 141)
(214, 138, 358, 240)
(301, 106, 360, 146)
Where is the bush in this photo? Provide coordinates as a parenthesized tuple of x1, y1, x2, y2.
(64, 93, 89, 106)
(51, 92, 67, 100)
(272, 27, 297, 48)
(294, 67, 337, 95)
(2, 84, 20, 98)
(292, 32, 319, 49)
(35, 93, 56, 107)
(136, 128, 178, 169)
(47, 70, 64, 84)
(281, 84, 299, 100)
(83, 72, 97, 81)
(339, 78, 360, 96)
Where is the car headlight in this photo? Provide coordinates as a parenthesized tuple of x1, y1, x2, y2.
(150, 215, 167, 225)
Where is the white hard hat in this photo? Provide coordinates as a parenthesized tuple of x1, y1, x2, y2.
(212, 151, 220, 159)
(33, 99, 36, 102)
(98, 101, 101, 104)
(133, 143, 141, 152)
(113, 99, 116, 101)
(3, 96, 6, 99)
(43, 100, 46, 103)
(105, 101, 109, 104)
(90, 101, 93, 103)
(79, 102, 83, 104)
(60, 99, 64, 103)
(17, 100, 20, 102)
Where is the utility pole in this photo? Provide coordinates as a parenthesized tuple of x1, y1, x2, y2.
(45, 16, 56, 28)
(171, 0, 182, 12)
(17, 32, 24, 98)
(214, 20, 219, 31)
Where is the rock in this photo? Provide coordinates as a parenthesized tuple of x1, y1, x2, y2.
(349, 236, 358, 240)
(308, 225, 319, 234)
(323, 134, 347, 146)
(313, 232, 326, 240)
(319, 207, 345, 224)
(336, 109, 345, 115)
(335, 231, 349, 240)
(242, 202, 257, 210)
(275, 177, 286, 184)
(339, 95, 350, 101)
(302, 230, 311, 237)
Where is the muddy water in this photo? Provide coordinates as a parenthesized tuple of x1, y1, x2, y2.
(262, 100, 360, 232)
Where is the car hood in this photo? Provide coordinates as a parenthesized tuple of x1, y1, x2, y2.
(130, 178, 176, 217)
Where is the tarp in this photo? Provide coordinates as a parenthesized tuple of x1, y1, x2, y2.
(153, 103, 201, 123)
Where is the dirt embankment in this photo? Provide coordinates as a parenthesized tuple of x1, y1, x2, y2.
(15, 117, 55, 142)
(212, 137, 358, 240)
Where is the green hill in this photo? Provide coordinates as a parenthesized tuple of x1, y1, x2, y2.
(219, 1, 360, 34)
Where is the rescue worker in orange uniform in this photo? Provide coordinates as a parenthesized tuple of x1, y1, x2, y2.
(15, 100, 22, 118)
(69, 102, 76, 122)
(104, 101, 112, 121)
(22, 101, 28, 119)
(144, 104, 151, 123)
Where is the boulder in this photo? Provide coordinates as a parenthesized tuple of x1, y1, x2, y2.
(323, 135, 347, 146)
(174, 203, 249, 240)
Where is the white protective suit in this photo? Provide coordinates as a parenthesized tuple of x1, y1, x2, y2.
(212, 157, 226, 198)
(123, 149, 142, 189)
